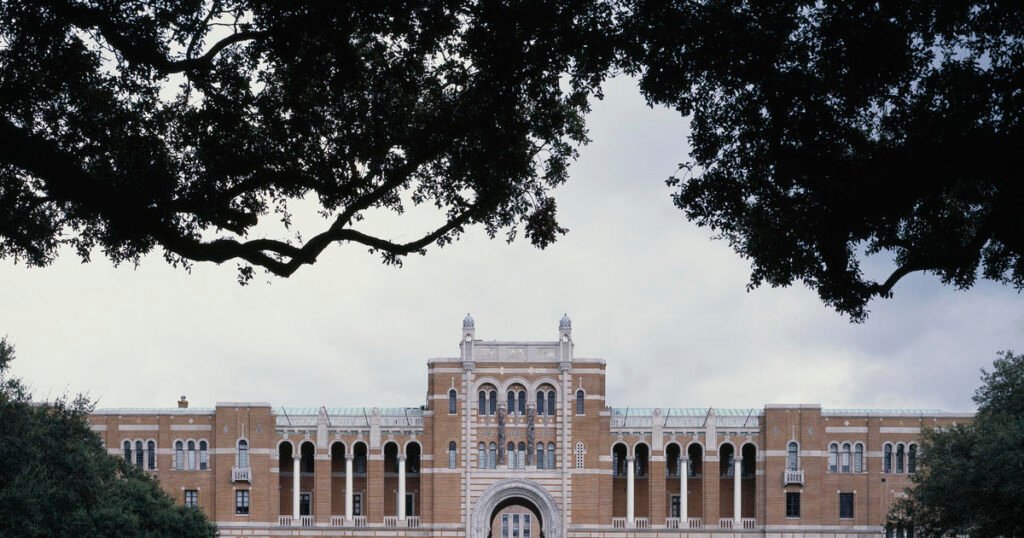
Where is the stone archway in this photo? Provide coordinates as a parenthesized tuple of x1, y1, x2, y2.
(471, 479, 561, 538)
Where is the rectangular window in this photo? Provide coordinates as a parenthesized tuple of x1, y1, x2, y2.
(353, 493, 362, 516)
(300, 493, 311, 516)
(670, 495, 681, 518)
(184, 490, 198, 508)
(786, 492, 800, 518)
(839, 492, 854, 519)
(405, 493, 415, 517)
(523, 514, 531, 538)
(235, 490, 250, 515)
(502, 514, 509, 538)
(512, 513, 520, 538)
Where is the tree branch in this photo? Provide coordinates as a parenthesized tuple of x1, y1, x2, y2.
(40, 0, 265, 74)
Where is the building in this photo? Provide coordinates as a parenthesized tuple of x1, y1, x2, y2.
(88, 315, 969, 538)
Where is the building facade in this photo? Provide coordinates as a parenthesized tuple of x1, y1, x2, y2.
(89, 315, 969, 538)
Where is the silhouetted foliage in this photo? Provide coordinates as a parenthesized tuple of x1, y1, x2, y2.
(0, 1, 616, 281)
(0, 339, 217, 536)
(888, 351, 1024, 537)
(622, 1, 1024, 320)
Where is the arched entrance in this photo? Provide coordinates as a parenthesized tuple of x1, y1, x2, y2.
(471, 479, 561, 538)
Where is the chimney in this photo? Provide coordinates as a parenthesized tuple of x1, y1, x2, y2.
(177, 395, 188, 409)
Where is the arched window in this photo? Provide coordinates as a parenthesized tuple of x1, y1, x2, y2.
(896, 444, 905, 473)
(854, 443, 864, 473)
(547, 442, 556, 469)
(478, 442, 487, 469)
(478, 391, 487, 415)
(134, 440, 144, 467)
(908, 444, 917, 473)
(719, 444, 734, 477)
(537, 391, 546, 416)
(828, 443, 838, 472)
(883, 444, 893, 473)
(123, 440, 132, 463)
(488, 442, 497, 469)
(449, 390, 458, 415)
(575, 442, 585, 469)
(517, 442, 526, 469)
(448, 441, 457, 469)
(547, 390, 555, 416)
(199, 441, 208, 470)
(187, 441, 197, 471)
(537, 443, 546, 469)
(576, 390, 585, 415)
(636, 444, 650, 477)
(355, 444, 367, 473)
(507, 442, 517, 468)
(841, 443, 851, 473)
(787, 442, 799, 471)
(175, 440, 184, 470)
(147, 440, 156, 469)
(508, 391, 516, 414)
(687, 444, 703, 477)
(517, 390, 526, 415)
(238, 439, 250, 468)
(489, 390, 497, 415)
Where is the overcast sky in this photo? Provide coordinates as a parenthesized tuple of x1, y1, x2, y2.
(1, 76, 1020, 413)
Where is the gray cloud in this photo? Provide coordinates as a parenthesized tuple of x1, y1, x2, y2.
(1, 76, 1020, 413)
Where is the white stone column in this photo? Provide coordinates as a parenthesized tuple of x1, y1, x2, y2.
(733, 456, 742, 525)
(398, 455, 407, 520)
(345, 454, 354, 521)
(293, 454, 301, 519)
(626, 456, 636, 525)
(680, 457, 688, 521)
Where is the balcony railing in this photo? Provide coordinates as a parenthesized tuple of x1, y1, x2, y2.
(666, 517, 680, 529)
(352, 516, 367, 527)
(612, 518, 649, 529)
(384, 516, 399, 528)
(719, 518, 734, 529)
(407, 516, 421, 528)
(784, 468, 805, 485)
(231, 466, 251, 483)
(278, 516, 292, 526)
(741, 518, 757, 529)
(687, 517, 704, 529)
(330, 516, 345, 526)
(299, 515, 315, 527)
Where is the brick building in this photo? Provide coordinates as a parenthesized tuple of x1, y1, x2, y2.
(89, 315, 968, 538)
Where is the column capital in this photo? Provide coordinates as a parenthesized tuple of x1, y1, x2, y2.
(398, 455, 407, 462)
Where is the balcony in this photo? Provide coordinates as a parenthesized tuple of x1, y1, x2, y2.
(231, 466, 251, 483)
(687, 518, 704, 529)
(612, 518, 649, 529)
(718, 518, 757, 530)
(277, 515, 314, 527)
(783, 468, 804, 485)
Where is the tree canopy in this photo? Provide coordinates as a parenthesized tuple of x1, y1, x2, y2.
(623, 0, 1023, 320)
(889, 350, 1024, 536)
(0, 0, 615, 282)
(0, 338, 217, 536)
(1, 1, 1021, 318)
